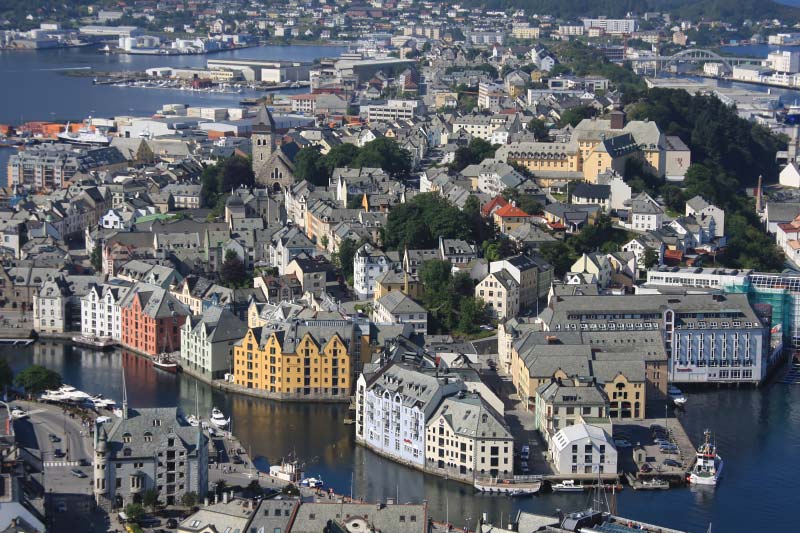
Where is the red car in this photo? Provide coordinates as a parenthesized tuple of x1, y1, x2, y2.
(640, 463, 653, 473)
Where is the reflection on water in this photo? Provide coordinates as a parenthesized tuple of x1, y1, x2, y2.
(3, 341, 799, 531)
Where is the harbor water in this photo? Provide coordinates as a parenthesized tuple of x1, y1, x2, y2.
(2, 342, 798, 532)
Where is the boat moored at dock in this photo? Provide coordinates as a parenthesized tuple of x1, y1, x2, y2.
(71, 334, 116, 350)
(687, 429, 723, 486)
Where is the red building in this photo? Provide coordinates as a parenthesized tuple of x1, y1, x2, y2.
(120, 284, 190, 356)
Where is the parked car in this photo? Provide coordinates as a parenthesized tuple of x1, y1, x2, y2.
(53, 448, 65, 458)
(640, 463, 653, 473)
(663, 459, 682, 467)
(614, 439, 632, 448)
(520, 444, 530, 461)
(232, 455, 244, 465)
(166, 518, 178, 529)
(56, 501, 67, 513)
(48, 433, 61, 443)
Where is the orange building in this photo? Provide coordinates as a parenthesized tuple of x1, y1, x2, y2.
(119, 283, 191, 356)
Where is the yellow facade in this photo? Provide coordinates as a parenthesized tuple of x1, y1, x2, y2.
(603, 373, 645, 420)
(232, 327, 355, 399)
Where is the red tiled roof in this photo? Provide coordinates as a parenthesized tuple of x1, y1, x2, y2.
(481, 195, 508, 217)
(494, 204, 530, 218)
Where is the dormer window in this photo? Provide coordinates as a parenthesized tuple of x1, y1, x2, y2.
(122, 433, 132, 443)
(143, 432, 153, 442)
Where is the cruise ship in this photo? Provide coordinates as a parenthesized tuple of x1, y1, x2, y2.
(57, 121, 111, 146)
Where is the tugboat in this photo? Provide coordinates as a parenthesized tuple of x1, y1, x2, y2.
(152, 353, 180, 373)
(687, 429, 723, 486)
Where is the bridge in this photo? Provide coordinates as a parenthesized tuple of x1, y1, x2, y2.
(625, 48, 764, 71)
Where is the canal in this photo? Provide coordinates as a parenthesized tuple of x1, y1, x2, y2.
(2, 341, 797, 532)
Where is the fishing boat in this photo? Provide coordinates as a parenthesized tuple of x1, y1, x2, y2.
(668, 385, 687, 406)
(71, 334, 116, 350)
(687, 429, 723, 486)
(57, 120, 111, 146)
(551, 480, 584, 492)
(152, 353, 180, 373)
(269, 458, 305, 483)
(210, 407, 229, 428)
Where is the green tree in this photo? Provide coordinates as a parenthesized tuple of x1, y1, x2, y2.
(90, 245, 103, 272)
(214, 480, 227, 495)
(355, 138, 412, 177)
(539, 241, 576, 278)
(383, 193, 474, 250)
(180, 492, 198, 508)
(322, 143, 360, 175)
(142, 489, 159, 512)
(527, 118, 550, 141)
(14, 365, 61, 395)
(247, 479, 262, 496)
(450, 138, 497, 172)
(643, 248, 660, 269)
(293, 146, 329, 186)
(124, 503, 145, 524)
(332, 238, 361, 284)
(558, 105, 596, 128)
(220, 155, 255, 192)
(0, 359, 12, 390)
(221, 250, 247, 287)
(458, 296, 488, 334)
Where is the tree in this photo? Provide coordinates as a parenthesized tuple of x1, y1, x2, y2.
(332, 238, 361, 283)
(14, 365, 61, 395)
(293, 146, 329, 186)
(450, 138, 497, 172)
(221, 250, 247, 287)
(383, 193, 474, 250)
(247, 479, 262, 496)
(539, 241, 576, 278)
(527, 118, 550, 141)
(322, 143, 360, 175)
(643, 248, 660, 269)
(557, 105, 596, 128)
(320, 235, 329, 250)
(214, 480, 227, 496)
(220, 155, 255, 192)
(124, 503, 145, 524)
(0, 359, 12, 390)
(355, 138, 412, 177)
(142, 489, 160, 512)
(180, 492, 198, 508)
(90, 245, 103, 272)
(458, 296, 488, 334)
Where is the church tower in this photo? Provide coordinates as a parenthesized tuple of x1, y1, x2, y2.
(252, 104, 276, 186)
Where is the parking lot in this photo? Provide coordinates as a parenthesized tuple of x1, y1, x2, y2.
(613, 417, 695, 482)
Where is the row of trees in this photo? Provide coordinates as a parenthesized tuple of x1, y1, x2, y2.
(293, 138, 412, 186)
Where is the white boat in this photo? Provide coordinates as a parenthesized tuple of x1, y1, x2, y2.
(10, 408, 28, 420)
(669, 385, 687, 406)
(301, 476, 324, 488)
(551, 480, 584, 492)
(210, 407, 229, 428)
(688, 429, 723, 486)
(57, 121, 111, 146)
(72, 335, 116, 350)
(185, 414, 200, 427)
(269, 458, 305, 483)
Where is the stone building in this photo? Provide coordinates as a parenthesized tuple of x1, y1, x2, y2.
(251, 105, 295, 192)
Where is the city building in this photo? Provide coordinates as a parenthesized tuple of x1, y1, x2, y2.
(93, 407, 208, 508)
(364, 99, 423, 123)
(119, 283, 191, 356)
(180, 307, 248, 379)
(550, 423, 618, 475)
(476, 269, 520, 319)
(373, 291, 428, 334)
(353, 243, 400, 299)
(8, 144, 127, 191)
(425, 393, 513, 479)
(582, 18, 637, 35)
(80, 280, 132, 341)
(232, 320, 366, 400)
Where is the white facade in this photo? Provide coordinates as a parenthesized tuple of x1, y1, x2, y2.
(582, 18, 636, 35)
(550, 423, 618, 475)
(81, 283, 129, 340)
(33, 280, 66, 333)
(365, 100, 421, 122)
(780, 162, 800, 188)
(353, 243, 399, 298)
(767, 50, 800, 74)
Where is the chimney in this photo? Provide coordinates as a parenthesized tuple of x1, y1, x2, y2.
(755, 175, 763, 213)
(610, 109, 625, 130)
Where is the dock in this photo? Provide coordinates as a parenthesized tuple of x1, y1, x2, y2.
(779, 361, 800, 384)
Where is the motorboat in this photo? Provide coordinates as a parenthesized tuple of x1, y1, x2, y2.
(687, 429, 723, 486)
(185, 414, 200, 427)
(301, 476, 324, 488)
(153, 353, 180, 373)
(72, 335, 116, 350)
(551, 480, 584, 492)
(210, 407, 229, 428)
(668, 385, 687, 406)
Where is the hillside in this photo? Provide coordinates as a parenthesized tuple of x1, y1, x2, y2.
(460, 0, 800, 23)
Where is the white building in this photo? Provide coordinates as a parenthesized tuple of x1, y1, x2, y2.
(582, 18, 637, 35)
(80, 281, 132, 341)
(550, 423, 617, 475)
(364, 99, 422, 122)
(373, 291, 428, 335)
(766, 50, 800, 74)
(180, 307, 248, 379)
(780, 162, 800, 188)
(355, 364, 463, 468)
(353, 243, 400, 298)
(425, 393, 514, 479)
(685, 195, 725, 238)
(476, 270, 520, 319)
(32, 279, 66, 333)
